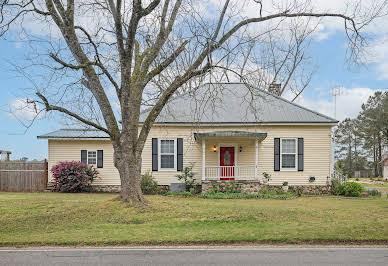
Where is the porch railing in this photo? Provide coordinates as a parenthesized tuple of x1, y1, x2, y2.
(204, 166, 256, 180)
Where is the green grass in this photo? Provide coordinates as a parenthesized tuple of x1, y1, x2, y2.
(361, 182, 388, 188)
(0, 192, 387, 246)
(359, 182, 388, 195)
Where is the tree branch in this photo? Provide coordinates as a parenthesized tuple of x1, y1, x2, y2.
(145, 40, 188, 83)
(49, 53, 94, 70)
(36, 92, 111, 135)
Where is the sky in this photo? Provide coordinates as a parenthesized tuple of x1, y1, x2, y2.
(0, 1, 387, 160)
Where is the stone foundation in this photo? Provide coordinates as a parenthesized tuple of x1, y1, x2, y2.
(289, 184, 331, 195)
(91, 185, 121, 193)
(201, 180, 331, 195)
(47, 184, 176, 194)
(47, 181, 331, 195)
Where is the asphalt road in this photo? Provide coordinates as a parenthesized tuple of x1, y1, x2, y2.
(0, 247, 387, 266)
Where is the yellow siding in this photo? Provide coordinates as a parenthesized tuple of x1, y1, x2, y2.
(48, 140, 120, 185)
(48, 125, 332, 186)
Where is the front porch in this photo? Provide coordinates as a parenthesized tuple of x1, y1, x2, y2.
(194, 131, 267, 181)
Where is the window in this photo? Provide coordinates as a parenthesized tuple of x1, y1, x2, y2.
(159, 139, 176, 170)
(281, 139, 297, 170)
(87, 150, 97, 165)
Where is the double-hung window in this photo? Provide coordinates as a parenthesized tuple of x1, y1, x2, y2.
(87, 150, 97, 165)
(281, 138, 297, 170)
(159, 139, 176, 170)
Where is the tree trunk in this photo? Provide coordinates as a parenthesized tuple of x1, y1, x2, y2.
(373, 134, 377, 177)
(378, 133, 382, 177)
(113, 142, 145, 205)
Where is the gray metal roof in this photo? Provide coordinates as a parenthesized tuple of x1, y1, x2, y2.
(139, 83, 338, 124)
(37, 129, 110, 139)
(194, 131, 267, 141)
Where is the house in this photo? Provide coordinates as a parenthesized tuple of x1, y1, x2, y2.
(0, 150, 11, 161)
(38, 83, 338, 193)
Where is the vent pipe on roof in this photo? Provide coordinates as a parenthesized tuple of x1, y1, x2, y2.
(269, 83, 282, 96)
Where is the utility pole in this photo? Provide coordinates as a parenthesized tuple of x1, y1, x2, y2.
(331, 86, 343, 119)
(330, 86, 343, 180)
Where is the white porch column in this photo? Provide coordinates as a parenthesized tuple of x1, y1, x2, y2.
(255, 140, 259, 179)
(202, 139, 206, 181)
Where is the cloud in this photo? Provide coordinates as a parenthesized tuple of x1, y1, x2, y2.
(287, 87, 383, 121)
(363, 37, 388, 79)
(8, 98, 44, 121)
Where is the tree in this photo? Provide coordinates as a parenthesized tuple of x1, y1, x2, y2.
(357, 91, 388, 176)
(1, 0, 387, 204)
(334, 91, 388, 177)
(334, 118, 366, 177)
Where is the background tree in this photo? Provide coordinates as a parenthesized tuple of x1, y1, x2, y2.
(357, 91, 388, 176)
(334, 91, 388, 177)
(334, 118, 366, 177)
(1, 0, 387, 204)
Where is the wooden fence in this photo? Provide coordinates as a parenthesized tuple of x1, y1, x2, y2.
(0, 161, 48, 192)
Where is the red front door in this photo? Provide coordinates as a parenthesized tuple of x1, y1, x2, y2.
(220, 147, 235, 180)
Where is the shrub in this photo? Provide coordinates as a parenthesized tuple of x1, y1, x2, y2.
(224, 182, 241, 193)
(200, 191, 297, 199)
(141, 172, 159, 194)
(331, 178, 343, 195)
(262, 172, 271, 183)
(176, 164, 196, 192)
(367, 189, 381, 197)
(338, 182, 364, 197)
(51, 161, 98, 192)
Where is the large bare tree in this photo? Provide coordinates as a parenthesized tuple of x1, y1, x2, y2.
(1, 0, 387, 204)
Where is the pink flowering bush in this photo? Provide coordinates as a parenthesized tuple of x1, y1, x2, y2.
(51, 161, 99, 192)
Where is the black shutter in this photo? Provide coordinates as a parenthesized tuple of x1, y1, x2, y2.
(97, 150, 103, 168)
(177, 138, 183, 171)
(274, 138, 280, 171)
(298, 138, 304, 171)
(152, 138, 158, 171)
(81, 150, 87, 164)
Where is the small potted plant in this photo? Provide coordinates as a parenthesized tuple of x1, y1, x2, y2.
(262, 172, 271, 184)
(282, 181, 289, 192)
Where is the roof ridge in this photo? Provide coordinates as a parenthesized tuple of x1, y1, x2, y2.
(245, 84, 338, 122)
(59, 128, 101, 131)
(199, 82, 337, 122)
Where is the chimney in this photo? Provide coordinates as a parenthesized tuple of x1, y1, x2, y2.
(269, 83, 281, 96)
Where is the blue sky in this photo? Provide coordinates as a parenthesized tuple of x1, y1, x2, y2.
(0, 25, 387, 160)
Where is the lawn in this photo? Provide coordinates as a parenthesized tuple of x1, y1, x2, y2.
(0, 193, 387, 246)
(353, 179, 388, 195)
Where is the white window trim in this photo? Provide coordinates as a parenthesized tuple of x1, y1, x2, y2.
(280, 138, 298, 171)
(158, 139, 177, 171)
(87, 150, 97, 166)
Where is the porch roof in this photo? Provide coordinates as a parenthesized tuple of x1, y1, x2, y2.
(194, 131, 267, 141)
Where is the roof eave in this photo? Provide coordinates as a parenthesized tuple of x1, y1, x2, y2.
(37, 136, 110, 140)
(140, 121, 338, 126)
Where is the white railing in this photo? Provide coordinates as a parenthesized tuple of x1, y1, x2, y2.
(204, 166, 256, 180)
(330, 168, 348, 185)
